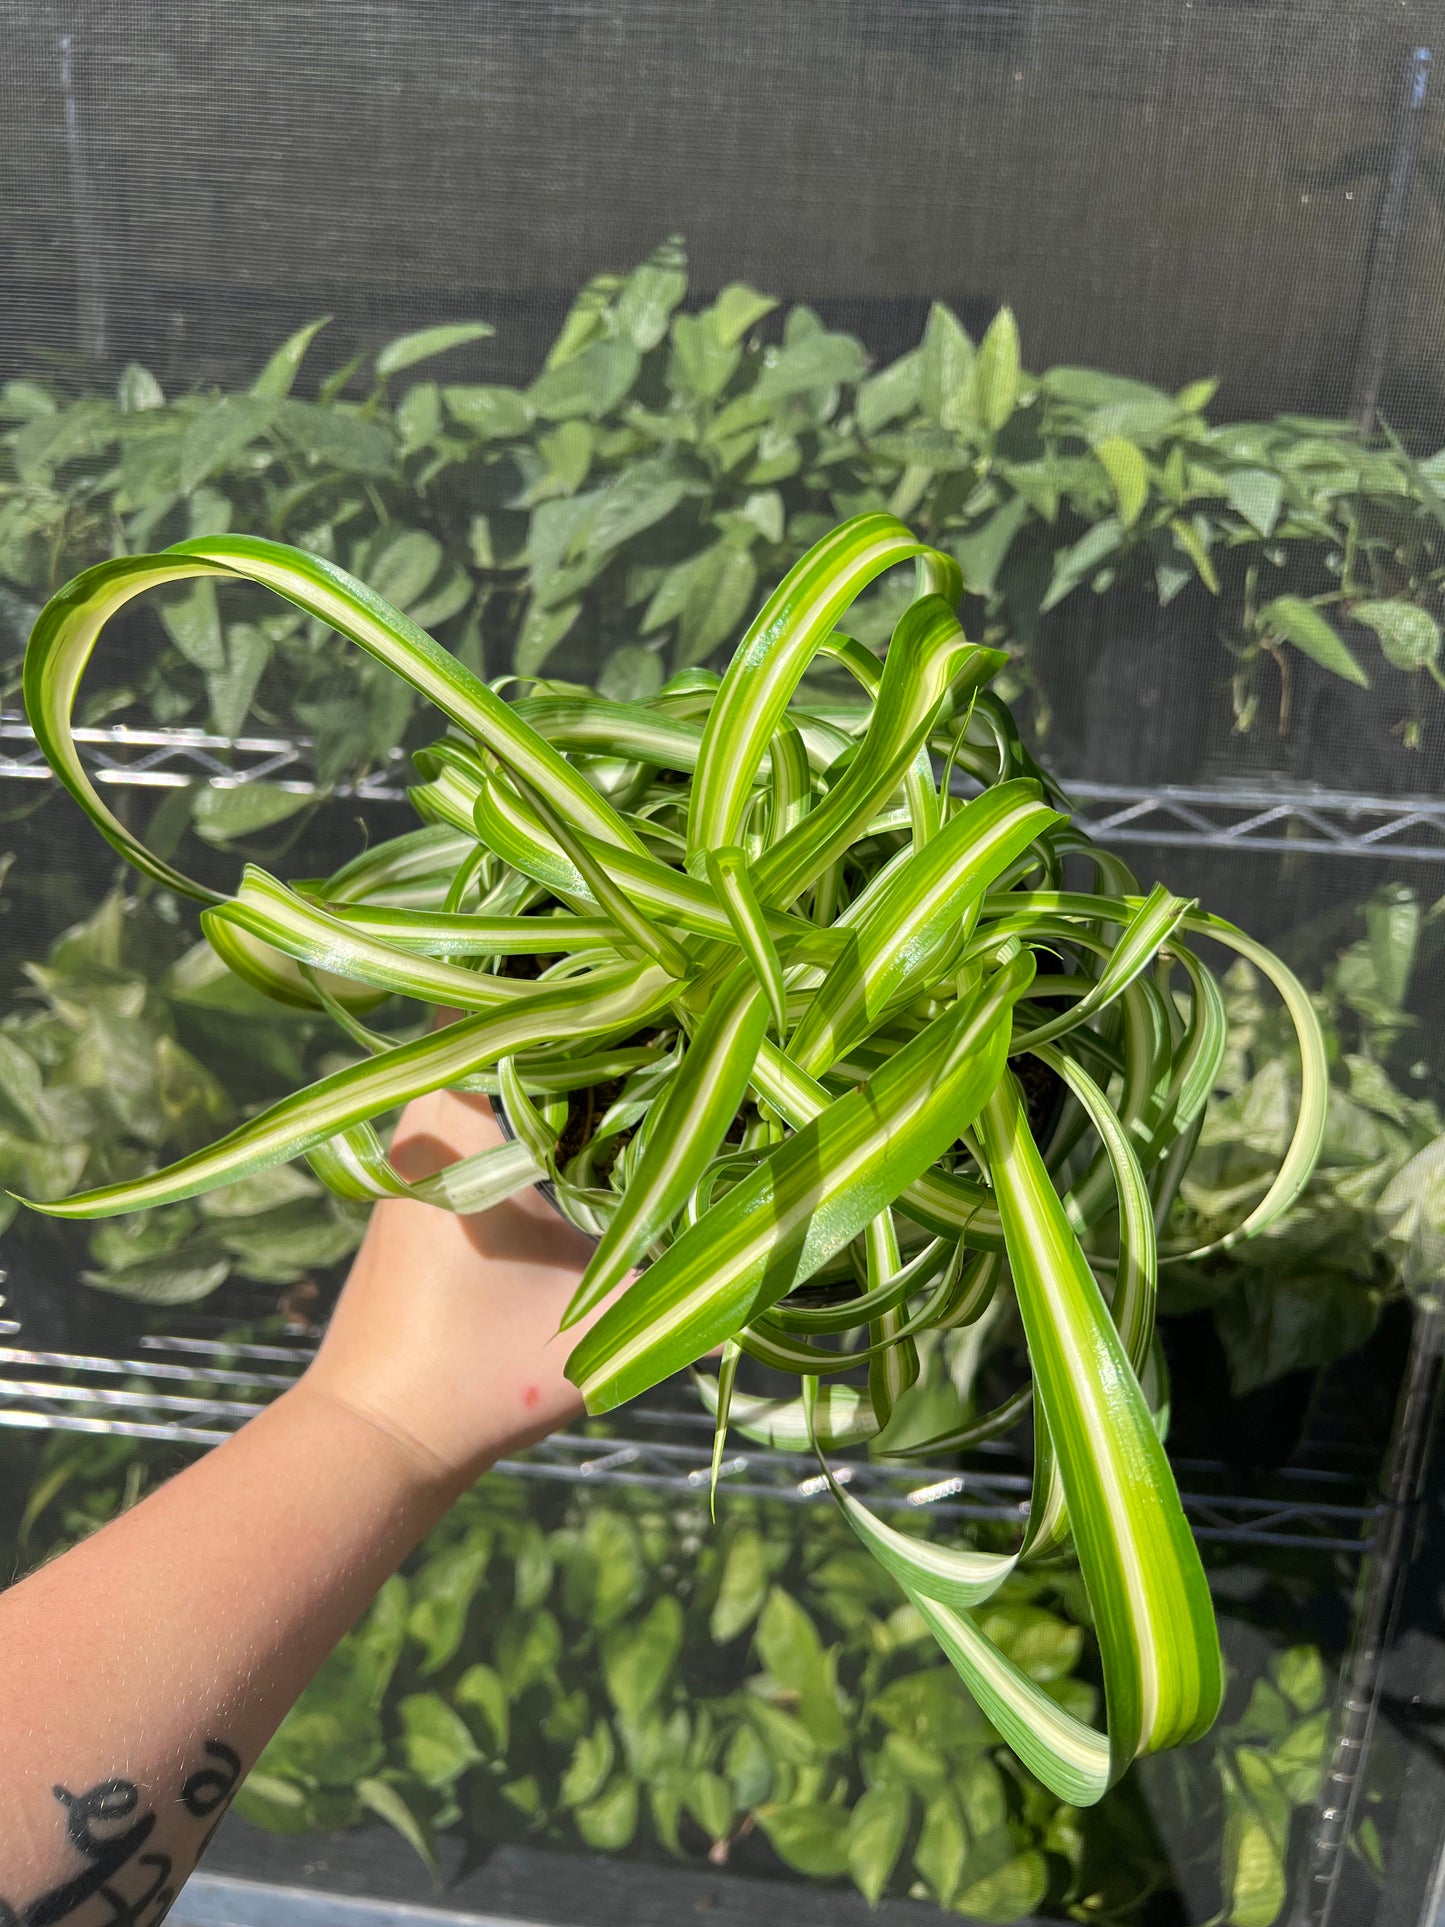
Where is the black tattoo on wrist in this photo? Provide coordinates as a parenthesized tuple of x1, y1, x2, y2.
(1, 1740, 241, 1927)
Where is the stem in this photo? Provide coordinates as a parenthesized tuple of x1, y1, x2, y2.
(1261, 639, 1292, 736)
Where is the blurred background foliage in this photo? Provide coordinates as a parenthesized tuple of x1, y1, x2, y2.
(3, 240, 1443, 801)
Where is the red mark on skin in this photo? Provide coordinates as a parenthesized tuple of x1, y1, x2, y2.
(522, 1384, 541, 1409)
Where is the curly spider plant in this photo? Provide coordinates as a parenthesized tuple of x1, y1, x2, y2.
(20, 513, 1326, 1803)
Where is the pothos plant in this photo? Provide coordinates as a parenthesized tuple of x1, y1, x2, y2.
(0, 885, 367, 1305)
(4, 237, 1442, 778)
(7, 1427, 1338, 1924)
(1165, 882, 1445, 1397)
(17, 511, 1327, 1805)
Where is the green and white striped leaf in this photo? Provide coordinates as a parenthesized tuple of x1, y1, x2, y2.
(755, 598, 1006, 909)
(688, 514, 955, 858)
(693, 1371, 880, 1452)
(23, 539, 644, 906)
(764, 718, 813, 847)
(513, 695, 707, 771)
(475, 772, 832, 952)
(306, 1122, 417, 1201)
(511, 772, 691, 978)
(200, 905, 392, 1014)
(174, 537, 646, 851)
(812, 1449, 1018, 1610)
(788, 780, 1061, 1075)
(707, 1338, 742, 1517)
(904, 1591, 1111, 1805)
(25, 554, 237, 901)
(20, 962, 675, 1217)
(1009, 884, 1192, 1050)
(1170, 911, 1327, 1254)
(817, 631, 940, 850)
(497, 1057, 568, 1172)
(864, 1212, 920, 1426)
(976, 1073, 1222, 1772)
(742, 1241, 962, 1375)
(767, 1234, 952, 1332)
(207, 867, 542, 1010)
(994, 891, 1327, 1251)
(566, 951, 1033, 1412)
(307, 1120, 543, 1216)
(1031, 1042, 1156, 1373)
(562, 962, 770, 1326)
(705, 847, 788, 1035)
(312, 902, 617, 956)
(320, 825, 478, 907)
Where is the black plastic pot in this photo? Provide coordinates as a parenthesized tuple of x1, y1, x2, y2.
(491, 1091, 593, 1240)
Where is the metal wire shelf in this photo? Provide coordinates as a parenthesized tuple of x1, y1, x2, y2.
(1062, 777, 1445, 864)
(0, 1320, 1388, 1557)
(4, 713, 1445, 859)
(0, 713, 410, 802)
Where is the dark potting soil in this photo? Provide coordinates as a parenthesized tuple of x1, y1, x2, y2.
(496, 950, 561, 978)
(555, 1071, 631, 1168)
(1009, 1050, 1065, 1145)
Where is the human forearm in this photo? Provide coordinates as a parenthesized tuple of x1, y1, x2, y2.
(0, 1381, 454, 1916)
(0, 1087, 605, 1916)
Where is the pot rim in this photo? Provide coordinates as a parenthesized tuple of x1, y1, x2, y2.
(490, 1092, 600, 1245)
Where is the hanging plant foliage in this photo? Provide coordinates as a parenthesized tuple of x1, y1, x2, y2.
(18, 512, 1326, 1800)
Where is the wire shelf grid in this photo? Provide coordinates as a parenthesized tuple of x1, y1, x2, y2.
(0, 1323, 1389, 1557)
(1062, 777, 1445, 864)
(5, 711, 1444, 859)
(0, 713, 410, 802)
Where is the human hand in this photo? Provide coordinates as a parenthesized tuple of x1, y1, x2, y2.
(298, 1086, 608, 1500)
(0, 1084, 606, 1900)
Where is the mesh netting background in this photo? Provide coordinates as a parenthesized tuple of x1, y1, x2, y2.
(4, 1, 1441, 418)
